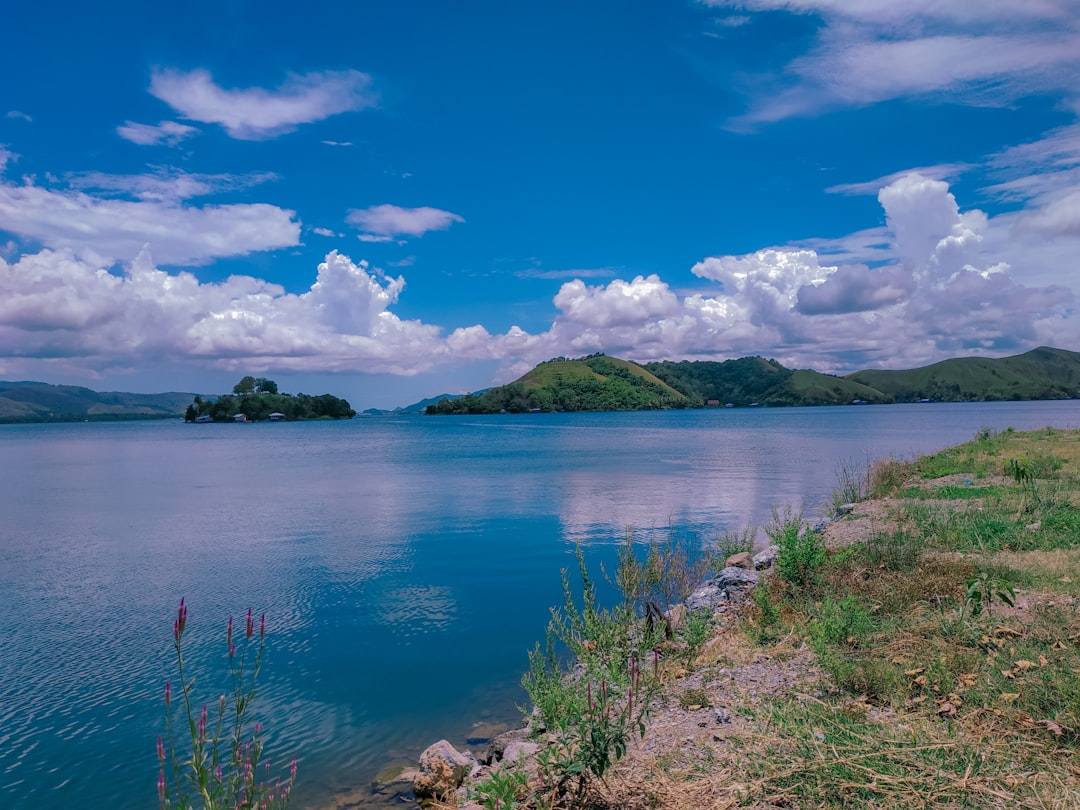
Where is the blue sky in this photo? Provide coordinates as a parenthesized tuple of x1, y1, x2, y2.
(2, 0, 1078, 408)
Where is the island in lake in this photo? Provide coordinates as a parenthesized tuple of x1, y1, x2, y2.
(184, 376, 356, 422)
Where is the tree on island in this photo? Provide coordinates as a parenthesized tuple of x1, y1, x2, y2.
(185, 378, 355, 422)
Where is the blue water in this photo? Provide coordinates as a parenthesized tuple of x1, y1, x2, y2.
(1, 402, 1077, 808)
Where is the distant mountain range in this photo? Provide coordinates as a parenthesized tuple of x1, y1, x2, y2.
(5, 346, 1077, 423)
(0, 381, 201, 423)
(425, 346, 1080, 414)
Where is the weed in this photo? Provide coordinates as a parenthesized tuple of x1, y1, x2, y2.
(766, 505, 824, 588)
(832, 458, 868, 508)
(471, 766, 529, 810)
(868, 458, 911, 498)
(750, 585, 781, 645)
(158, 600, 296, 810)
(610, 529, 717, 621)
(712, 526, 756, 562)
(860, 528, 923, 571)
(677, 688, 711, 710)
(681, 608, 712, 667)
(963, 570, 1016, 618)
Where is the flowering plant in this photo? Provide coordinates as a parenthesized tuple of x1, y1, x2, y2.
(158, 599, 296, 809)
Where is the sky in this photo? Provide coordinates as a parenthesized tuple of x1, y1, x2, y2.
(2, 0, 1079, 409)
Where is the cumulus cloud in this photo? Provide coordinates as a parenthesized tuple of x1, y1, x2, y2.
(117, 120, 199, 147)
(0, 173, 1071, 382)
(553, 275, 681, 328)
(704, 1, 1080, 124)
(150, 68, 377, 140)
(346, 204, 464, 241)
(0, 168, 299, 266)
(5, 110, 32, 123)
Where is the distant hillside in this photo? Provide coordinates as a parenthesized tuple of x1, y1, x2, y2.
(426, 346, 1080, 415)
(363, 392, 488, 415)
(845, 346, 1080, 402)
(644, 357, 890, 407)
(426, 355, 689, 414)
(0, 381, 197, 423)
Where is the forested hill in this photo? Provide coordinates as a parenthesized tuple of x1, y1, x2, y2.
(427, 347, 1080, 414)
(425, 355, 689, 414)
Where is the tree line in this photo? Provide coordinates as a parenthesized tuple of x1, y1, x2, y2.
(184, 377, 355, 422)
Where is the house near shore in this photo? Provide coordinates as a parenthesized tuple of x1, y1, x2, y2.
(232, 413, 248, 422)
(268, 412, 285, 421)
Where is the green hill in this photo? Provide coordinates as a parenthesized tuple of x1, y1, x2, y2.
(642, 357, 890, 407)
(426, 355, 689, 414)
(0, 381, 198, 423)
(845, 346, 1080, 402)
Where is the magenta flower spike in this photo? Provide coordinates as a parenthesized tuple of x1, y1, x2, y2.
(291, 755, 298, 781)
(227, 616, 233, 649)
(260, 612, 265, 640)
(156, 735, 165, 762)
(164, 681, 171, 707)
(246, 607, 254, 640)
(157, 770, 165, 800)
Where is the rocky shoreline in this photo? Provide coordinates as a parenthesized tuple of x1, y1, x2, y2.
(396, 541, 789, 809)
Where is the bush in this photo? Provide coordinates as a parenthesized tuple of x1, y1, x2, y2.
(767, 506, 825, 587)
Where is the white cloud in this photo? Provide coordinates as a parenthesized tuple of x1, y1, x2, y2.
(321, 140, 354, 147)
(346, 204, 464, 240)
(65, 168, 276, 203)
(553, 275, 681, 328)
(0, 168, 299, 266)
(705, 1, 1080, 124)
(312, 227, 340, 238)
(5, 111, 32, 123)
(117, 120, 199, 147)
(150, 68, 377, 140)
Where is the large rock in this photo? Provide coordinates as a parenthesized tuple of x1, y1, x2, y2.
(752, 546, 778, 570)
(484, 727, 531, 765)
(685, 582, 728, 612)
(713, 566, 759, 589)
(726, 551, 752, 569)
(414, 740, 476, 803)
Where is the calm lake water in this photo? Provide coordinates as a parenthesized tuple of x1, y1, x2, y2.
(2, 401, 1078, 808)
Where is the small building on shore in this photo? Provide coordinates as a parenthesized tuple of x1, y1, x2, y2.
(232, 413, 248, 423)
(268, 412, 285, 421)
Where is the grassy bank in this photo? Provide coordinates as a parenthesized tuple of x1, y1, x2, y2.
(462, 427, 1080, 809)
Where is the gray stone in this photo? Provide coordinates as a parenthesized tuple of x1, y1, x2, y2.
(501, 740, 540, 765)
(714, 707, 731, 725)
(484, 727, 531, 765)
(414, 740, 476, 802)
(726, 551, 752, 569)
(712, 566, 759, 589)
(836, 503, 856, 516)
(685, 582, 728, 612)
(752, 545, 778, 570)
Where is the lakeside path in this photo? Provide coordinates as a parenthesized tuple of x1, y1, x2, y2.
(330, 426, 1080, 810)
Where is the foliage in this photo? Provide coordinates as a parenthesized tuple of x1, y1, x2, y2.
(712, 526, 756, 563)
(609, 529, 717, 625)
(471, 765, 530, 810)
(534, 657, 651, 805)
(766, 506, 825, 588)
(681, 608, 712, 667)
(860, 528, 924, 572)
(963, 571, 1016, 619)
(185, 378, 355, 421)
(426, 355, 688, 414)
(158, 600, 295, 810)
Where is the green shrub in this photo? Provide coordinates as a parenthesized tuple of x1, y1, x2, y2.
(767, 506, 825, 587)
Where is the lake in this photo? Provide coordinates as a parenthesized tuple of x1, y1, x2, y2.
(1, 401, 1077, 808)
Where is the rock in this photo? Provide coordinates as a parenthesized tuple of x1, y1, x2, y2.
(712, 566, 759, 589)
(836, 503, 856, 516)
(685, 582, 728, 612)
(501, 740, 540, 765)
(484, 727, 531, 765)
(414, 740, 476, 803)
(714, 707, 731, 725)
(1026, 521, 1041, 531)
(726, 551, 752, 569)
(752, 546, 778, 570)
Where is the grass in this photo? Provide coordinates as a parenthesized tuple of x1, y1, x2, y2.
(594, 427, 1080, 810)
(498, 428, 1080, 809)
